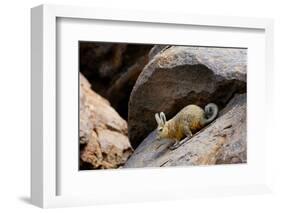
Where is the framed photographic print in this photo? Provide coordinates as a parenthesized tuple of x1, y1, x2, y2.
(31, 4, 274, 208)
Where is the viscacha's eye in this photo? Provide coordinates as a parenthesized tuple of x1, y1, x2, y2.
(159, 128, 163, 132)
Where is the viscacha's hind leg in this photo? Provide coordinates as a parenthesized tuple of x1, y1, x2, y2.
(183, 124, 193, 138)
(169, 125, 193, 150)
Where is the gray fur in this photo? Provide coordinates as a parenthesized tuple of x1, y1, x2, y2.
(160, 112, 166, 124)
(155, 113, 163, 126)
(202, 103, 218, 125)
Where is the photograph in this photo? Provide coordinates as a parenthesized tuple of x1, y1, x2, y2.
(79, 42, 247, 170)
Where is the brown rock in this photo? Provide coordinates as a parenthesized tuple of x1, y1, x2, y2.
(124, 94, 246, 168)
(80, 131, 103, 168)
(97, 128, 133, 166)
(80, 74, 128, 134)
(81, 129, 133, 169)
(79, 73, 133, 169)
(79, 74, 94, 144)
(128, 46, 247, 148)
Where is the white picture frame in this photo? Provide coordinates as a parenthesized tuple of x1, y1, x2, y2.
(31, 4, 274, 208)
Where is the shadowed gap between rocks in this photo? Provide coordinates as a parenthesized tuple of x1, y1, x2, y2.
(79, 42, 153, 119)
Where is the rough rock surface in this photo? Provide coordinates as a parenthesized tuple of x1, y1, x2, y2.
(148, 45, 170, 60)
(128, 46, 247, 148)
(79, 73, 133, 169)
(124, 94, 246, 168)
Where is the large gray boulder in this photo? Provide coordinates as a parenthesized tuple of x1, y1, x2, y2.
(148, 45, 170, 60)
(128, 46, 247, 148)
(124, 94, 246, 168)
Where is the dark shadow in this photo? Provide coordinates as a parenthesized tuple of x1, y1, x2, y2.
(18, 196, 31, 205)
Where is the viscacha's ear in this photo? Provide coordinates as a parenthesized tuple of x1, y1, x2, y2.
(155, 113, 162, 126)
(160, 112, 166, 124)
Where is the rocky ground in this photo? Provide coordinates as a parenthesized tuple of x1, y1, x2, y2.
(79, 43, 247, 169)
